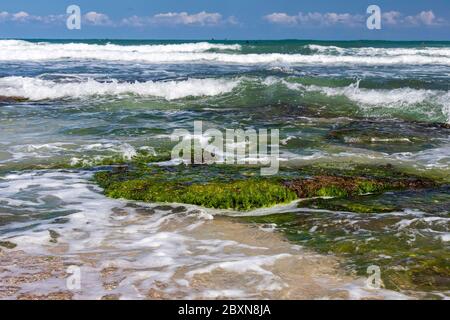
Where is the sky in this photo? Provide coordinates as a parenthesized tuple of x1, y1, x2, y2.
(0, 0, 449, 40)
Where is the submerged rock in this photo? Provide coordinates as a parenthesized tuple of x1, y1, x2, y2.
(283, 175, 435, 199)
(0, 241, 17, 249)
(239, 210, 450, 294)
(93, 162, 438, 212)
(0, 95, 27, 103)
(328, 120, 449, 153)
(95, 174, 297, 211)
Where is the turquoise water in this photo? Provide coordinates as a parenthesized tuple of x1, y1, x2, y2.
(0, 39, 448, 299)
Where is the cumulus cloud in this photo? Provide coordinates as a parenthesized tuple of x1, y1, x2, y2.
(122, 11, 237, 27)
(153, 11, 222, 26)
(12, 11, 30, 21)
(263, 13, 297, 25)
(264, 12, 364, 27)
(83, 11, 113, 26)
(0, 10, 113, 26)
(404, 10, 445, 26)
(265, 10, 447, 27)
(0, 11, 65, 24)
(382, 11, 402, 25)
(383, 10, 446, 26)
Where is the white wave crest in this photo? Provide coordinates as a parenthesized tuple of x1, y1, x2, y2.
(0, 76, 240, 100)
(264, 77, 450, 123)
(0, 39, 241, 54)
(1, 40, 450, 65)
(306, 44, 450, 58)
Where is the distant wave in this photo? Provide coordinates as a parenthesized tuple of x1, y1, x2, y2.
(306, 44, 450, 57)
(1, 40, 450, 66)
(0, 76, 240, 100)
(0, 39, 241, 53)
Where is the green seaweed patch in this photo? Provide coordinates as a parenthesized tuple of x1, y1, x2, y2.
(74, 150, 172, 169)
(49, 229, 61, 244)
(300, 197, 399, 213)
(293, 163, 433, 181)
(93, 162, 438, 212)
(0, 150, 172, 174)
(283, 175, 435, 199)
(0, 240, 17, 249)
(95, 173, 297, 211)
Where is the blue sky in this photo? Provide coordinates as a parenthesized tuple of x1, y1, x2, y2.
(0, 0, 449, 40)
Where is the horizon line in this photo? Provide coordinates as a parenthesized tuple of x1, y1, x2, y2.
(2, 37, 450, 42)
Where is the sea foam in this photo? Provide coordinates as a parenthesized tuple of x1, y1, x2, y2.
(1, 40, 450, 66)
(0, 76, 240, 100)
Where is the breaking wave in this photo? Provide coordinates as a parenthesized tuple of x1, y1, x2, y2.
(0, 40, 450, 66)
(0, 76, 240, 100)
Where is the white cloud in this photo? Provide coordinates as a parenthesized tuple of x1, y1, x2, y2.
(382, 11, 402, 25)
(264, 12, 363, 27)
(83, 11, 112, 26)
(153, 11, 222, 26)
(12, 11, 30, 21)
(0, 11, 10, 21)
(0, 11, 65, 24)
(121, 15, 147, 27)
(383, 10, 446, 26)
(226, 15, 239, 26)
(0, 10, 112, 26)
(122, 11, 237, 27)
(264, 13, 298, 25)
(265, 10, 447, 28)
(404, 10, 444, 26)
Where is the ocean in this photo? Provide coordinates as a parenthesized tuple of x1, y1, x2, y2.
(0, 39, 449, 299)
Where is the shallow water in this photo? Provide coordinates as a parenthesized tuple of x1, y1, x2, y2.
(0, 39, 449, 299)
(0, 170, 413, 300)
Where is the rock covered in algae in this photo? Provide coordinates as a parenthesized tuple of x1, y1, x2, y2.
(93, 161, 438, 212)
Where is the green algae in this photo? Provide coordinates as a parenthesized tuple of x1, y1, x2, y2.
(90, 159, 448, 293)
(284, 174, 434, 200)
(300, 198, 399, 213)
(0, 150, 173, 176)
(300, 185, 450, 214)
(97, 175, 297, 211)
(0, 240, 17, 249)
(49, 229, 61, 244)
(239, 211, 450, 294)
(93, 162, 438, 212)
(316, 185, 349, 198)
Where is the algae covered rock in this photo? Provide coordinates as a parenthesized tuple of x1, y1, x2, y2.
(0, 95, 28, 103)
(95, 171, 297, 211)
(0, 240, 17, 249)
(283, 175, 435, 199)
(94, 162, 438, 212)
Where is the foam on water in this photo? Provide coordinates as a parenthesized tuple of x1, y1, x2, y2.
(264, 77, 450, 123)
(0, 76, 240, 101)
(307, 44, 450, 58)
(0, 40, 241, 54)
(0, 40, 449, 65)
(0, 170, 408, 299)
